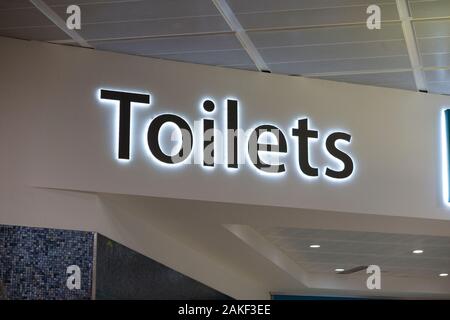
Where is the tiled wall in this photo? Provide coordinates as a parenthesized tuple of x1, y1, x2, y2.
(0, 225, 231, 300)
(0, 225, 94, 300)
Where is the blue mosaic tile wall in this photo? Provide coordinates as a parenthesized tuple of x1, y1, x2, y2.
(0, 225, 94, 300)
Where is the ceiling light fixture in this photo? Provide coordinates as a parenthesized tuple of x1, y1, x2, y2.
(309, 244, 320, 248)
(412, 249, 424, 254)
(335, 268, 345, 273)
(439, 273, 448, 277)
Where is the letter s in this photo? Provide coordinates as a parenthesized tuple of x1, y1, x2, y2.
(325, 132, 353, 179)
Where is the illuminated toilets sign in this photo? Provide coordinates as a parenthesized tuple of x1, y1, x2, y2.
(99, 89, 354, 180)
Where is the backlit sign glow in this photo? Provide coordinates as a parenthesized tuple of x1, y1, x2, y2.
(98, 89, 355, 181)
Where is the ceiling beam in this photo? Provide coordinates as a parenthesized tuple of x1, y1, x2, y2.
(212, 0, 270, 72)
(30, 0, 92, 48)
(395, 0, 427, 92)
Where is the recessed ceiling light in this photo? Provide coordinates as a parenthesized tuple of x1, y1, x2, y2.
(309, 244, 320, 248)
(439, 273, 448, 277)
(335, 268, 345, 273)
(412, 249, 424, 254)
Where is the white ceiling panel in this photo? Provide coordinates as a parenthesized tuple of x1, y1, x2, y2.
(414, 20, 450, 38)
(418, 37, 450, 55)
(313, 71, 416, 90)
(415, 19, 450, 77)
(150, 49, 254, 67)
(73, 16, 230, 41)
(0, 0, 137, 9)
(233, 3, 398, 30)
(0, 0, 230, 41)
(248, 24, 404, 48)
(0, 0, 33, 10)
(427, 81, 450, 95)
(268, 56, 410, 75)
(258, 40, 408, 64)
(0, 6, 54, 29)
(228, 0, 396, 14)
(46, 0, 137, 4)
(422, 52, 450, 68)
(50, 0, 222, 23)
(425, 69, 450, 82)
(409, 0, 450, 19)
(0, 5, 70, 41)
(92, 34, 242, 56)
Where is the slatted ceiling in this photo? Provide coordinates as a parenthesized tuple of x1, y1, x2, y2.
(0, 0, 33, 10)
(422, 53, 450, 68)
(0, 6, 54, 28)
(3, 0, 230, 42)
(227, 0, 396, 13)
(0, 0, 133, 9)
(79, 16, 228, 41)
(416, 34, 450, 70)
(92, 34, 243, 56)
(425, 69, 450, 82)
(413, 8, 450, 93)
(259, 40, 408, 64)
(0, 5, 70, 41)
(409, 0, 450, 19)
(46, 0, 230, 41)
(248, 24, 405, 49)
(234, 4, 399, 31)
(2, 1, 450, 94)
(418, 37, 450, 56)
(151, 49, 254, 67)
(49, 0, 221, 23)
(44, 0, 138, 5)
(413, 18, 450, 93)
(72, 16, 230, 41)
(315, 71, 417, 90)
(414, 20, 450, 38)
(247, 24, 408, 76)
(93, 36, 258, 69)
(257, 227, 450, 278)
(268, 56, 411, 75)
(317, 79, 417, 91)
(427, 82, 450, 95)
